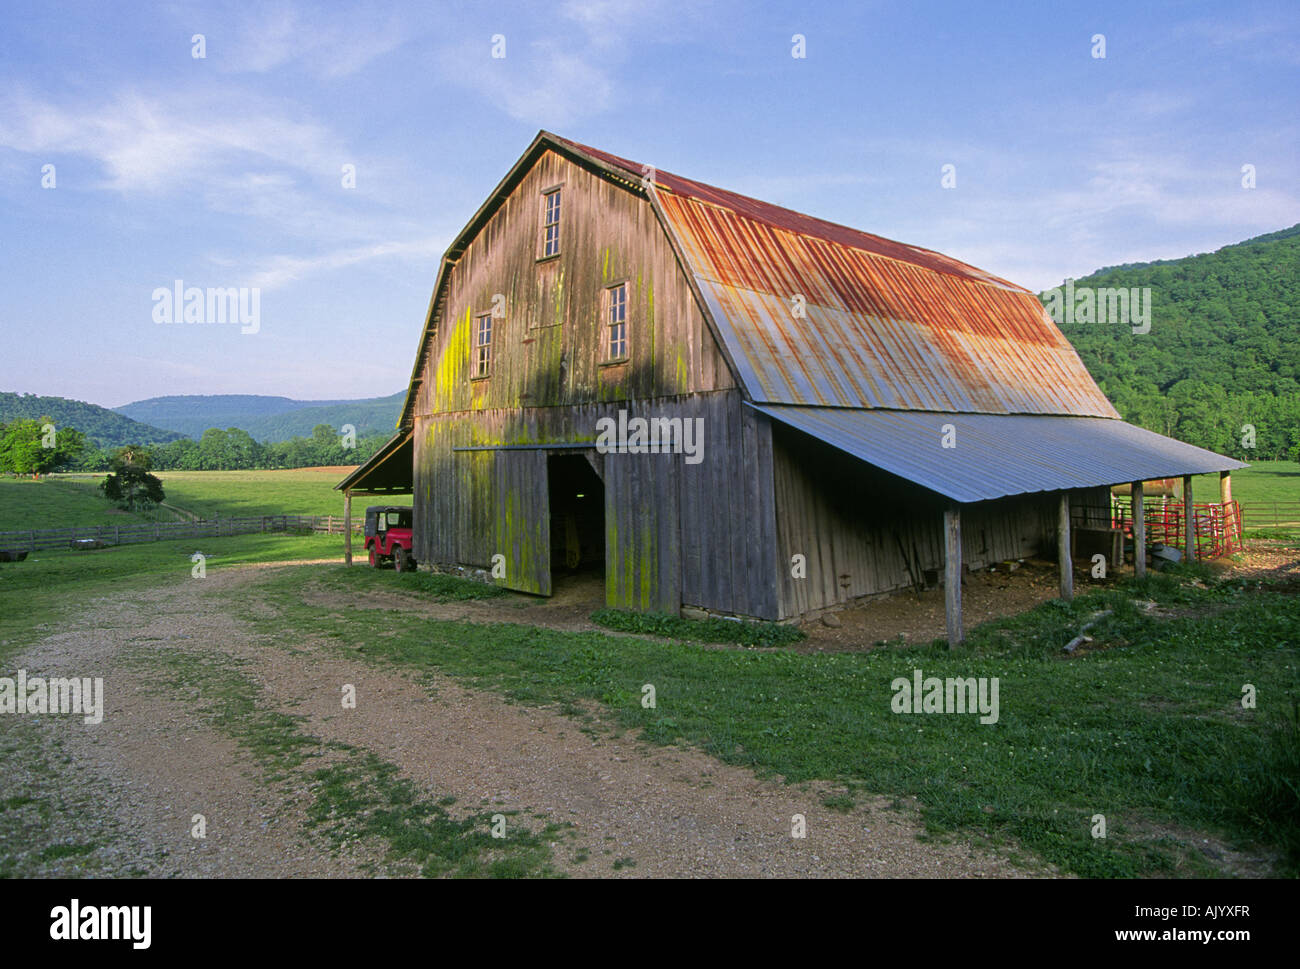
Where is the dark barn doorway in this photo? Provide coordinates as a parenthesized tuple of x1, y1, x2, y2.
(547, 454, 605, 581)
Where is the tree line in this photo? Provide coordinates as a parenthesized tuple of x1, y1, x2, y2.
(1047, 223, 1300, 462)
(0, 418, 388, 474)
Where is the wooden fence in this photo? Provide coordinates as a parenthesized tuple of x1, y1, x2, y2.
(0, 515, 362, 553)
(1237, 501, 1300, 533)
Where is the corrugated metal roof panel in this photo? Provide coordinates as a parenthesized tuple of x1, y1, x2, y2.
(660, 192, 1118, 416)
(552, 133, 1118, 417)
(752, 405, 1247, 504)
(552, 135, 1021, 287)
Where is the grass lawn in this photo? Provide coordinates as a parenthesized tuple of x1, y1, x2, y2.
(1192, 460, 1300, 507)
(233, 559, 1300, 879)
(44, 467, 358, 520)
(1191, 460, 1300, 539)
(151, 469, 355, 519)
(0, 476, 178, 532)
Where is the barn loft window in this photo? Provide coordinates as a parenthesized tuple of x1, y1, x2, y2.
(540, 187, 562, 259)
(474, 312, 493, 378)
(606, 282, 628, 360)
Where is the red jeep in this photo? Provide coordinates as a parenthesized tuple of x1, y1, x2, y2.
(364, 506, 416, 572)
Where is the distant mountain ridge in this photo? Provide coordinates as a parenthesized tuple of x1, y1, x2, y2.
(0, 392, 183, 448)
(114, 391, 405, 442)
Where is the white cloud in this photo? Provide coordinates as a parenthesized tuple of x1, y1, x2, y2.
(1176, 14, 1300, 64)
(241, 235, 446, 291)
(182, 1, 411, 77)
(433, 0, 697, 125)
(436, 37, 614, 127)
(0, 88, 347, 194)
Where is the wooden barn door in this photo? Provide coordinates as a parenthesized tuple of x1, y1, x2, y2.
(489, 449, 551, 596)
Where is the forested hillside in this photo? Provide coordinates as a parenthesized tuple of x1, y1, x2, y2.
(0, 392, 182, 448)
(115, 391, 404, 441)
(1046, 224, 1300, 460)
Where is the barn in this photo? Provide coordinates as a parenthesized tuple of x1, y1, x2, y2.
(339, 131, 1244, 643)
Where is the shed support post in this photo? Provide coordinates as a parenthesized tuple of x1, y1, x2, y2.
(1219, 470, 1232, 551)
(1186, 475, 1197, 562)
(344, 490, 352, 566)
(1058, 492, 1073, 602)
(944, 506, 963, 647)
(1132, 480, 1146, 578)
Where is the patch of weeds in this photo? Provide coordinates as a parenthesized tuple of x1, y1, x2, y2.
(40, 842, 97, 861)
(822, 793, 855, 813)
(125, 648, 329, 775)
(591, 609, 804, 648)
(612, 857, 636, 870)
(400, 571, 508, 600)
(306, 753, 563, 878)
(1215, 697, 1300, 871)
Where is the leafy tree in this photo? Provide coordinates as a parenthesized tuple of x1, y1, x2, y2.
(1043, 223, 1300, 460)
(100, 446, 165, 511)
(0, 418, 86, 476)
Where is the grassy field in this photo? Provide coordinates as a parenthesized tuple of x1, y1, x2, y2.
(37, 467, 357, 521)
(1192, 460, 1300, 506)
(0, 477, 178, 532)
(151, 469, 354, 518)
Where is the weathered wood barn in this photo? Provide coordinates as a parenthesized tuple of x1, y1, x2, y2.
(340, 131, 1244, 642)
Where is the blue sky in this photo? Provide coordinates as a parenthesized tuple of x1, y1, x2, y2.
(2, 0, 1297, 407)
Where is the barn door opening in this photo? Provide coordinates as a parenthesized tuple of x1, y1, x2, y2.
(547, 454, 605, 597)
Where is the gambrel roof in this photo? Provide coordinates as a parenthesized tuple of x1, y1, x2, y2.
(399, 131, 1116, 432)
(383, 132, 1241, 503)
(558, 135, 1117, 417)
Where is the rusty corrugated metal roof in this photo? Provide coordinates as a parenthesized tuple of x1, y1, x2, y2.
(554, 136, 1019, 287)
(553, 134, 1118, 417)
(752, 405, 1246, 503)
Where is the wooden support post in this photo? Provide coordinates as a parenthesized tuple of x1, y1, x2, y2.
(1219, 470, 1232, 551)
(944, 506, 963, 647)
(344, 490, 353, 566)
(1132, 480, 1146, 578)
(1058, 491, 1073, 602)
(1185, 475, 1196, 562)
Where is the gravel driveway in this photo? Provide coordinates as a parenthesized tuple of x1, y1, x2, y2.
(3, 561, 1047, 878)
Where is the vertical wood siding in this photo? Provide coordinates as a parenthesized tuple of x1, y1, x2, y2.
(413, 149, 731, 424)
(414, 393, 779, 617)
(411, 147, 750, 611)
(772, 425, 1103, 618)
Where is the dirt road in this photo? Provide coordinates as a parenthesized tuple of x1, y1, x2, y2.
(3, 562, 1043, 878)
